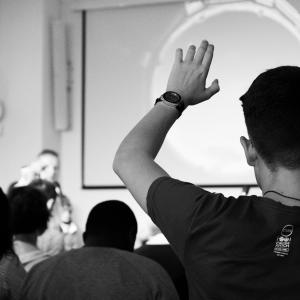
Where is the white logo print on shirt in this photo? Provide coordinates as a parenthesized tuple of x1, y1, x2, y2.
(274, 224, 293, 257)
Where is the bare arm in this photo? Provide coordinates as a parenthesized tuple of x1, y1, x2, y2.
(113, 41, 220, 213)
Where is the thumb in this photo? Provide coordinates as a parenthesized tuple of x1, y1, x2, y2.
(204, 79, 220, 99)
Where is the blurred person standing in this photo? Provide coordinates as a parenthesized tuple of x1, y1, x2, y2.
(37, 149, 60, 183)
(35, 150, 82, 253)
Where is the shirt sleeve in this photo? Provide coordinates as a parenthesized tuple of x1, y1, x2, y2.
(147, 176, 229, 261)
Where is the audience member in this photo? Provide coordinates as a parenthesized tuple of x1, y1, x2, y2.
(0, 188, 26, 299)
(8, 186, 51, 272)
(35, 149, 82, 251)
(136, 225, 188, 300)
(113, 41, 300, 299)
(21, 200, 179, 299)
(29, 179, 83, 256)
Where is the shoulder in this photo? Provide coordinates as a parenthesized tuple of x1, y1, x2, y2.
(113, 249, 174, 279)
(147, 176, 237, 219)
(147, 176, 215, 205)
(27, 248, 72, 273)
(27, 247, 172, 283)
(0, 254, 26, 300)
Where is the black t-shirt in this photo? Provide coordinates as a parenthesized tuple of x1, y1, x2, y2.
(147, 177, 300, 300)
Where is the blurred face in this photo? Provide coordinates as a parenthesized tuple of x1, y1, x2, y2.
(60, 205, 72, 223)
(38, 154, 59, 182)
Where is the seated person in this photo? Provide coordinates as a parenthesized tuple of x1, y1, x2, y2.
(21, 200, 179, 300)
(30, 179, 83, 255)
(135, 225, 188, 300)
(0, 188, 26, 300)
(8, 185, 51, 272)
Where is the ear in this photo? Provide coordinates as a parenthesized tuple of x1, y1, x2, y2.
(240, 136, 257, 166)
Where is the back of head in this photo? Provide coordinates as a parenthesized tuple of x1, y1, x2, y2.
(8, 186, 49, 235)
(84, 200, 137, 251)
(0, 188, 12, 259)
(240, 66, 300, 170)
(29, 179, 58, 211)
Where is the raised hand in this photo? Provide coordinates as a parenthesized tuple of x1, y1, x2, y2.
(166, 40, 220, 107)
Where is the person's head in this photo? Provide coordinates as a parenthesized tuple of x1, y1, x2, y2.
(8, 186, 50, 238)
(30, 178, 72, 225)
(240, 66, 300, 186)
(0, 188, 13, 259)
(83, 200, 138, 252)
(37, 149, 59, 182)
(29, 179, 58, 211)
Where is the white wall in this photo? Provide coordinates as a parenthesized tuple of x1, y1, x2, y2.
(0, 0, 44, 190)
(0, 0, 62, 191)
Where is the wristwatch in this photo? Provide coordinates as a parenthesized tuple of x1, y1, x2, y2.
(155, 91, 185, 116)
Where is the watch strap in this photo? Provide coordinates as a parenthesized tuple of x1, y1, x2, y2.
(155, 94, 185, 116)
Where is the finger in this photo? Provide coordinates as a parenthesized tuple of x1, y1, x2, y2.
(174, 48, 183, 63)
(204, 79, 220, 99)
(184, 45, 196, 62)
(194, 40, 209, 64)
(202, 44, 214, 78)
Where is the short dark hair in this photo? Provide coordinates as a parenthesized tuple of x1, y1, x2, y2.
(8, 186, 50, 235)
(38, 149, 59, 157)
(240, 66, 300, 169)
(0, 188, 13, 259)
(85, 200, 137, 239)
(29, 179, 58, 201)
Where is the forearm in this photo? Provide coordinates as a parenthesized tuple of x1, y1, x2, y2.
(113, 102, 179, 212)
(114, 102, 179, 162)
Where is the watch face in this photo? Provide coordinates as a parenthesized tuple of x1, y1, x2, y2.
(163, 91, 181, 104)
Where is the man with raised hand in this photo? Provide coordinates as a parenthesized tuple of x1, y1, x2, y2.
(113, 40, 300, 299)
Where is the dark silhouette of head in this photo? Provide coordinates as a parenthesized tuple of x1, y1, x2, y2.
(8, 186, 50, 236)
(29, 179, 58, 211)
(0, 188, 13, 259)
(240, 66, 300, 172)
(83, 200, 138, 252)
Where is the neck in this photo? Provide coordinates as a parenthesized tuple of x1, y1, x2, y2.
(84, 236, 134, 252)
(260, 167, 300, 205)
